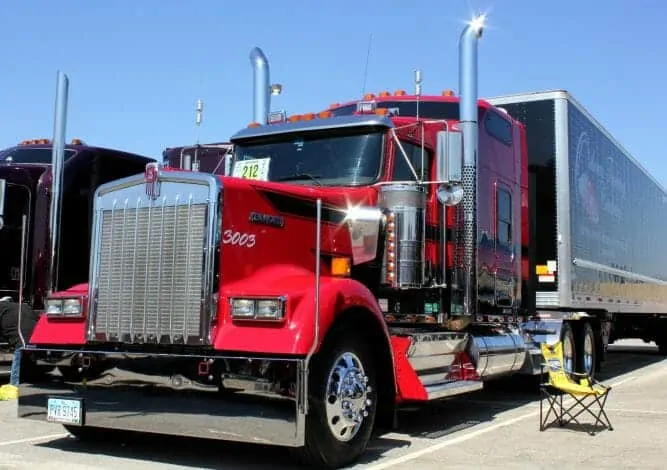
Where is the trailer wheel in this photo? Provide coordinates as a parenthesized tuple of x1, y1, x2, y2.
(294, 329, 377, 468)
(560, 323, 576, 376)
(576, 322, 597, 378)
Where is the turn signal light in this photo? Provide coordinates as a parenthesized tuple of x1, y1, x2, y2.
(331, 257, 352, 277)
(384, 212, 396, 285)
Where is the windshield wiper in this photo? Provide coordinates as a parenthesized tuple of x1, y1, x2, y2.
(275, 173, 323, 186)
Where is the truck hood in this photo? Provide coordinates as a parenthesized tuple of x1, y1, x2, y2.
(218, 175, 379, 211)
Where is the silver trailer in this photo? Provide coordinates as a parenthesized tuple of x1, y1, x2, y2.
(488, 90, 667, 373)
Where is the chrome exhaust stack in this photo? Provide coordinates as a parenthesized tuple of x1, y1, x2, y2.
(249, 47, 271, 125)
(458, 16, 484, 316)
(47, 71, 69, 295)
(0, 178, 6, 231)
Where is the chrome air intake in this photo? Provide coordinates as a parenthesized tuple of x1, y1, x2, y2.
(379, 184, 426, 288)
(86, 166, 221, 345)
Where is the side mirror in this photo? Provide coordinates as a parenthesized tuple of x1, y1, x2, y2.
(435, 130, 464, 206)
(0, 179, 5, 230)
(224, 153, 233, 176)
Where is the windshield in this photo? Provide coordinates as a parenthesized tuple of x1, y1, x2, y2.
(232, 127, 384, 186)
(0, 147, 76, 164)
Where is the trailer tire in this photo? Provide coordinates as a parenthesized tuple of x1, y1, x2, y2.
(575, 322, 597, 378)
(560, 322, 576, 377)
(293, 327, 377, 469)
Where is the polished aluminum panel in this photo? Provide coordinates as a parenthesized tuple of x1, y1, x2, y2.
(18, 348, 305, 447)
(87, 170, 221, 345)
(379, 184, 427, 288)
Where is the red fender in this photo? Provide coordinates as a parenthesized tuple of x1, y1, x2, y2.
(30, 283, 89, 344)
(214, 264, 392, 356)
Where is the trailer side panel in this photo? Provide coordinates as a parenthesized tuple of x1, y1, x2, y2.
(565, 97, 667, 314)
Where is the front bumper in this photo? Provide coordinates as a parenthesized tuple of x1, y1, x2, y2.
(18, 348, 306, 447)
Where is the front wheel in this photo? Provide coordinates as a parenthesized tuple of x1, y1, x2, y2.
(294, 329, 377, 468)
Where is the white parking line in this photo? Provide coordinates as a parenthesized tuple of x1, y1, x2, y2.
(363, 361, 667, 470)
(0, 433, 69, 447)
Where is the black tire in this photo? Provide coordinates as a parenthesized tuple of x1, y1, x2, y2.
(293, 328, 377, 469)
(0, 303, 52, 380)
(575, 322, 597, 378)
(560, 322, 576, 377)
(0, 302, 37, 349)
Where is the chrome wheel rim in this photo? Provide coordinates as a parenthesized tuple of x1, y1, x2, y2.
(563, 333, 575, 374)
(324, 351, 372, 442)
(583, 330, 595, 376)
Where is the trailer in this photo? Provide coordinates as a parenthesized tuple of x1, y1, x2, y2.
(486, 91, 667, 360)
(15, 20, 667, 469)
(0, 74, 156, 376)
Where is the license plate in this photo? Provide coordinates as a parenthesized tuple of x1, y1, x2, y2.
(46, 397, 83, 425)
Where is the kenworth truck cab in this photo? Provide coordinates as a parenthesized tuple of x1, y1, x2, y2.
(20, 18, 665, 469)
(17, 21, 526, 468)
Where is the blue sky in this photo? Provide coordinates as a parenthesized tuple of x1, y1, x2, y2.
(2, 1, 666, 185)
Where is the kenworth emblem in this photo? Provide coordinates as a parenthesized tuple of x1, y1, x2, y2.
(144, 162, 161, 199)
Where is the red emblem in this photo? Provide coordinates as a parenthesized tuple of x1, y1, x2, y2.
(144, 162, 161, 199)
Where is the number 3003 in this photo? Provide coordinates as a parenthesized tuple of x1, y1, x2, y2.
(222, 229, 256, 248)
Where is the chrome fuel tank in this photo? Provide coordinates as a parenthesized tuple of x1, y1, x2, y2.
(468, 324, 527, 380)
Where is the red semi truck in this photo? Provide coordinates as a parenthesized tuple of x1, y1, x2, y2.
(0, 73, 156, 376)
(16, 21, 667, 468)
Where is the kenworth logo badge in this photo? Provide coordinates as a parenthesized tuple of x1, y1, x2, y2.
(144, 162, 161, 200)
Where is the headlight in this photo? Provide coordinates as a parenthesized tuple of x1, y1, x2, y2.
(230, 297, 285, 321)
(45, 297, 84, 318)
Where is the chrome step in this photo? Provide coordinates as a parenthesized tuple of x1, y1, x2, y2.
(392, 328, 483, 400)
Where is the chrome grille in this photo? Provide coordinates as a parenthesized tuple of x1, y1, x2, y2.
(92, 200, 208, 344)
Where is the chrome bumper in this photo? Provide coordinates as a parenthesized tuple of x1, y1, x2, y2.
(18, 348, 306, 447)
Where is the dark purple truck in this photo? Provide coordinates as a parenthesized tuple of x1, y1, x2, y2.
(162, 142, 232, 175)
(0, 138, 155, 373)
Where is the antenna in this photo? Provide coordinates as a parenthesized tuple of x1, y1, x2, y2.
(195, 98, 204, 145)
(414, 69, 422, 120)
(361, 33, 373, 97)
(414, 69, 425, 180)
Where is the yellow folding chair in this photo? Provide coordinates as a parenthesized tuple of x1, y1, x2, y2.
(539, 341, 613, 435)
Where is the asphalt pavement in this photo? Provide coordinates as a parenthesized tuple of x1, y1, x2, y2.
(0, 338, 664, 469)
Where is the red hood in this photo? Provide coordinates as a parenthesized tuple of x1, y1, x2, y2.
(217, 175, 379, 209)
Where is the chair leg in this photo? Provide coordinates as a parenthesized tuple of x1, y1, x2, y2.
(559, 393, 613, 435)
(539, 389, 561, 431)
